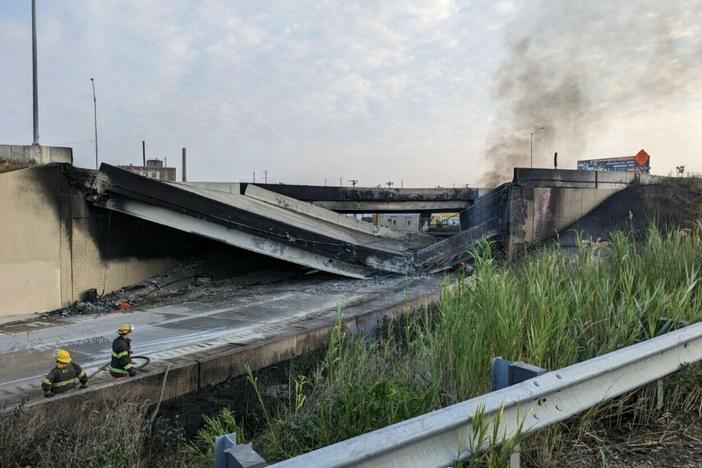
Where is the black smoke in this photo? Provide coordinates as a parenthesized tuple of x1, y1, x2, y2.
(481, 1, 702, 185)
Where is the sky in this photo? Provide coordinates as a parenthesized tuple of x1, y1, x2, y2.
(1, 0, 701, 186)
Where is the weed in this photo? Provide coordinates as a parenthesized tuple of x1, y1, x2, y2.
(181, 408, 244, 466)
(210, 224, 702, 464)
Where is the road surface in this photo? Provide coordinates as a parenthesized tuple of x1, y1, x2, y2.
(0, 273, 444, 406)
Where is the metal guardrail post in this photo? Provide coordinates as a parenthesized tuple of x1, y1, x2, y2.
(214, 433, 235, 468)
(214, 432, 267, 468)
(491, 358, 546, 468)
(491, 357, 546, 391)
(654, 318, 689, 410)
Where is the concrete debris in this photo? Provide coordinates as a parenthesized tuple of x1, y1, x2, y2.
(114, 298, 133, 311)
(88, 164, 495, 279)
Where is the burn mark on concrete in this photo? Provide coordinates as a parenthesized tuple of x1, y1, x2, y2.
(243, 183, 477, 204)
(91, 165, 416, 274)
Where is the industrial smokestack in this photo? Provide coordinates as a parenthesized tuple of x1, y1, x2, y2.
(181, 147, 187, 182)
(142, 140, 146, 166)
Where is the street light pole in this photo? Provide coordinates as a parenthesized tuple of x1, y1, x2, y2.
(31, 0, 39, 145)
(91, 78, 99, 169)
(530, 127, 545, 168)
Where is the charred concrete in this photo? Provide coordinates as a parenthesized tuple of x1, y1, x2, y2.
(89, 164, 492, 278)
(194, 182, 477, 213)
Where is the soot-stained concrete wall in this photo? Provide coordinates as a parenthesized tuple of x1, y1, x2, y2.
(0, 164, 250, 317)
(497, 168, 665, 257)
(0, 165, 69, 315)
(506, 185, 620, 257)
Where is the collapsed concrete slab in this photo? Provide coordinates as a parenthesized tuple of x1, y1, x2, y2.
(91, 165, 430, 278)
(242, 183, 407, 240)
(191, 181, 477, 213)
(90, 165, 495, 279)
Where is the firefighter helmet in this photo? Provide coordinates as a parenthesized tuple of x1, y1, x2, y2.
(55, 349, 72, 364)
(117, 323, 134, 335)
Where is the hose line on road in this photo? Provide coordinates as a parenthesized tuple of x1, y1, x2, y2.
(85, 355, 151, 380)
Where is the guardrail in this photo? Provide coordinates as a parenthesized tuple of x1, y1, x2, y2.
(217, 320, 702, 468)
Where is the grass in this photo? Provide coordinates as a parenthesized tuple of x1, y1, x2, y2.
(0, 397, 195, 468)
(197, 224, 702, 466)
(3, 223, 701, 467)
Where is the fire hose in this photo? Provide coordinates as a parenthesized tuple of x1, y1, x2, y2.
(45, 356, 151, 397)
(85, 355, 151, 380)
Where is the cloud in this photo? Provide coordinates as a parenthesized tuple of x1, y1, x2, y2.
(481, 0, 702, 184)
(1, 0, 700, 186)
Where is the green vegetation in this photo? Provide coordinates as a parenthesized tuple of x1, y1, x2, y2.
(182, 408, 245, 465)
(194, 225, 702, 466)
(3, 224, 701, 467)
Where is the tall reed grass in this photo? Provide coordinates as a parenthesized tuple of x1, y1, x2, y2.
(214, 224, 702, 465)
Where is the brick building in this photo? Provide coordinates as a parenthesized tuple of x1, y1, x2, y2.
(118, 159, 176, 182)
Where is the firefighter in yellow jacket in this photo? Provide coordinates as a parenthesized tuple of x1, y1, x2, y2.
(41, 349, 88, 397)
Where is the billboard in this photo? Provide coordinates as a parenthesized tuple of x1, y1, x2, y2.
(577, 149, 650, 174)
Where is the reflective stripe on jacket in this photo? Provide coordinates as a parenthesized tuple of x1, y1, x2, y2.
(41, 363, 87, 394)
(110, 335, 134, 376)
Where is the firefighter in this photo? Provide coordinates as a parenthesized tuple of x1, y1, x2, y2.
(41, 349, 88, 397)
(110, 323, 138, 378)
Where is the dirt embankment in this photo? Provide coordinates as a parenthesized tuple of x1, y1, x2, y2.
(0, 159, 35, 173)
(560, 178, 702, 246)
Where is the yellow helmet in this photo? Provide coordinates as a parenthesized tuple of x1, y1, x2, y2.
(117, 323, 133, 335)
(55, 349, 72, 364)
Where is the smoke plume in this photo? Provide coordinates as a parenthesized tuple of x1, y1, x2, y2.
(481, 1, 702, 185)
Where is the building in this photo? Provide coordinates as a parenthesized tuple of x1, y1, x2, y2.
(430, 213, 460, 227)
(577, 149, 650, 174)
(375, 213, 421, 232)
(118, 159, 176, 181)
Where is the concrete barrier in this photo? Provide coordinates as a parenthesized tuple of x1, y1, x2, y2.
(512, 167, 661, 188)
(0, 144, 72, 166)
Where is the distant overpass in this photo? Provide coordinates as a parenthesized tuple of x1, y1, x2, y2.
(190, 182, 478, 213)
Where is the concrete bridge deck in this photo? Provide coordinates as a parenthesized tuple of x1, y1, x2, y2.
(190, 182, 477, 213)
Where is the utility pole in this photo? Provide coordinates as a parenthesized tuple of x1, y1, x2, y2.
(31, 0, 39, 145)
(530, 127, 545, 168)
(91, 78, 99, 169)
(253, 171, 256, 183)
(181, 147, 187, 182)
(339, 177, 343, 187)
(263, 170, 268, 183)
(142, 140, 146, 166)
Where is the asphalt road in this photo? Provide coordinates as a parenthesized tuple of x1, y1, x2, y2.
(0, 273, 444, 406)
